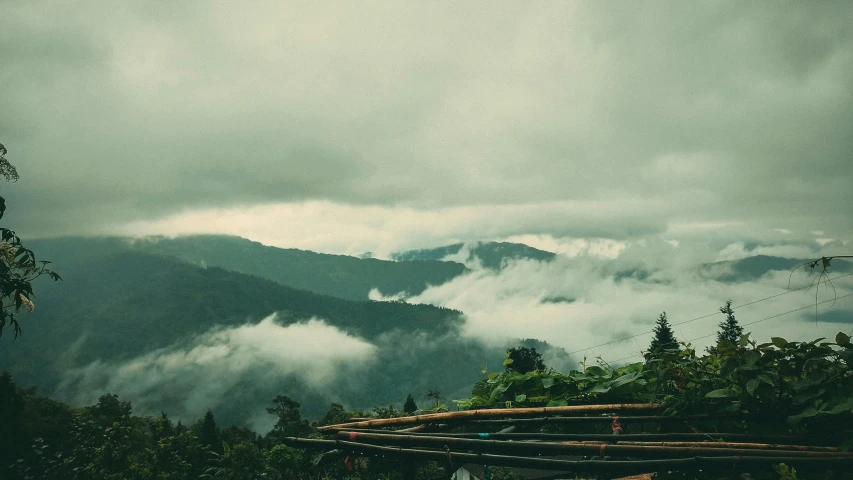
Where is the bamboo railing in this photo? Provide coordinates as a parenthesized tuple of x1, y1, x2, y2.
(316, 403, 662, 431)
(296, 405, 850, 479)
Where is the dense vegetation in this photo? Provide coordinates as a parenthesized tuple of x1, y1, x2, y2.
(0, 371, 442, 480)
(4, 324, 852, 479)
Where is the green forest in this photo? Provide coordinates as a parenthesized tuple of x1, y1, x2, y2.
(3, 319, 853, 479)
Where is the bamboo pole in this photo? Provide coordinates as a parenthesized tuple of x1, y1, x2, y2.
(612, 441, 837, 452)
(317, 404, 663, 431)
(336, 430, 823, 445)
(466, 414, 727, 424)
(334, 432, 853, 459)
(281, 437, 853, 476)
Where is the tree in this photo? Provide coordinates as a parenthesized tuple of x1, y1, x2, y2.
(83, 393, 132, 428)
(266, 395, 311, 440)
(403, 393, 418, 414)
(319, 402, 350, 426)
(707, 300, 743, 354)
(0, 142, 60, 338)
(199, 409, 221, 452)
(646, 311, 678, 359)
(426, 389, 445, 410)
(504, 346, 545, 373)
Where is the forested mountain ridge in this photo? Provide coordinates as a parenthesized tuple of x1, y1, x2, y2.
(702, 255, 853, 282)
(29, 235, 468, 301)
(0, 246, 524, 427)
(392, 241, 557, 269)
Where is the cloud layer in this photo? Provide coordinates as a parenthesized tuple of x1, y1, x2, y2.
(378, 239, 853, 366)
(55, 315, 376, 430)
(0, 1, 850, 245)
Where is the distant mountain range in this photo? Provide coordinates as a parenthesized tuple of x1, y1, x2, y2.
(392, 241, 556, 269)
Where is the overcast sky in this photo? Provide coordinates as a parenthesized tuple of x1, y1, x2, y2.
(1, 1, 851, 254)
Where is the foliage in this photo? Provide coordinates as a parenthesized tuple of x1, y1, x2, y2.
(0, 143, 60, 338)
(2, 375, 448, 480)
(266, 395, 312, 442)
(503, 346, 545, 374)
(458, 331, 853, 436)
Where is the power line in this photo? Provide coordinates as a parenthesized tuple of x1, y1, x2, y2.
(541, 272, 853, 364)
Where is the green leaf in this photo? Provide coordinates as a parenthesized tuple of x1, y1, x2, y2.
(541, 377, 555, 389)
(836, 332, 851, 347)
(503, 359, 514, 366)
(705, 388, 735, 399)
(546, 399, 568, 407)
(746, 378, 760, 396)
(771, 337, 788, 348)
(514, 394, 527, 403)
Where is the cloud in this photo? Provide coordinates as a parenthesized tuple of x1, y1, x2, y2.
(388, 238, 853, 365)
(109, 200, 666, 256)
(0, 1, 850, 244)
(54, 315, 376, 430)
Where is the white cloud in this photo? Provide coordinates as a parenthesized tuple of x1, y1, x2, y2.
(391, 239, 853, 365)
(111, 200, 664, 256)
(55, 315, 377, 428)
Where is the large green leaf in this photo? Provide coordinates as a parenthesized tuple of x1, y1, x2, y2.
(705, 388, 735, 399)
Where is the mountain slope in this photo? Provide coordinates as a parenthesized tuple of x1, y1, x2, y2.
(0, 248, 516, 427)
(30, 236, 467, 301)
(702, 255, 853, 283)
(393, 241, 556, 269)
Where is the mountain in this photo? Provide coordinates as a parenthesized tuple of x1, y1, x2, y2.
(29, 235, 467, 301)
(0, 242, 530, 428)
(702, 255, 853, 283)
(393, 241, 556, 269)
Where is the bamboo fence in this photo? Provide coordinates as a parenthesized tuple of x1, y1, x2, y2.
(294, 405, 851, 479)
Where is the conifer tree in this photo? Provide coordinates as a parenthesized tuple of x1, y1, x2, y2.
(403, 393, 418, 414)
(707, 300, 743, 354)
(199, 409, 221, 453)
(646, 311, 678, 359)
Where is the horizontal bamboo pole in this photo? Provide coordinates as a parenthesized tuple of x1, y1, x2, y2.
(317, 404, 663, 431)
(612, 441, 837, 452)
(335, 432, 853, 459)
(337, 429, 823, 445)
(281, 437, 853, 476)
(467, 414, 727, 424)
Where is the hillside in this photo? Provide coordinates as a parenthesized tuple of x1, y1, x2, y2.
(703, 255, 853, 282)
(0, 248, 533, 427)
(393, 241, 556, 269)
(29, 235, 467, 301)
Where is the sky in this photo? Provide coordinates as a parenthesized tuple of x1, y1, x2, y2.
(0, 1, 851, 256)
